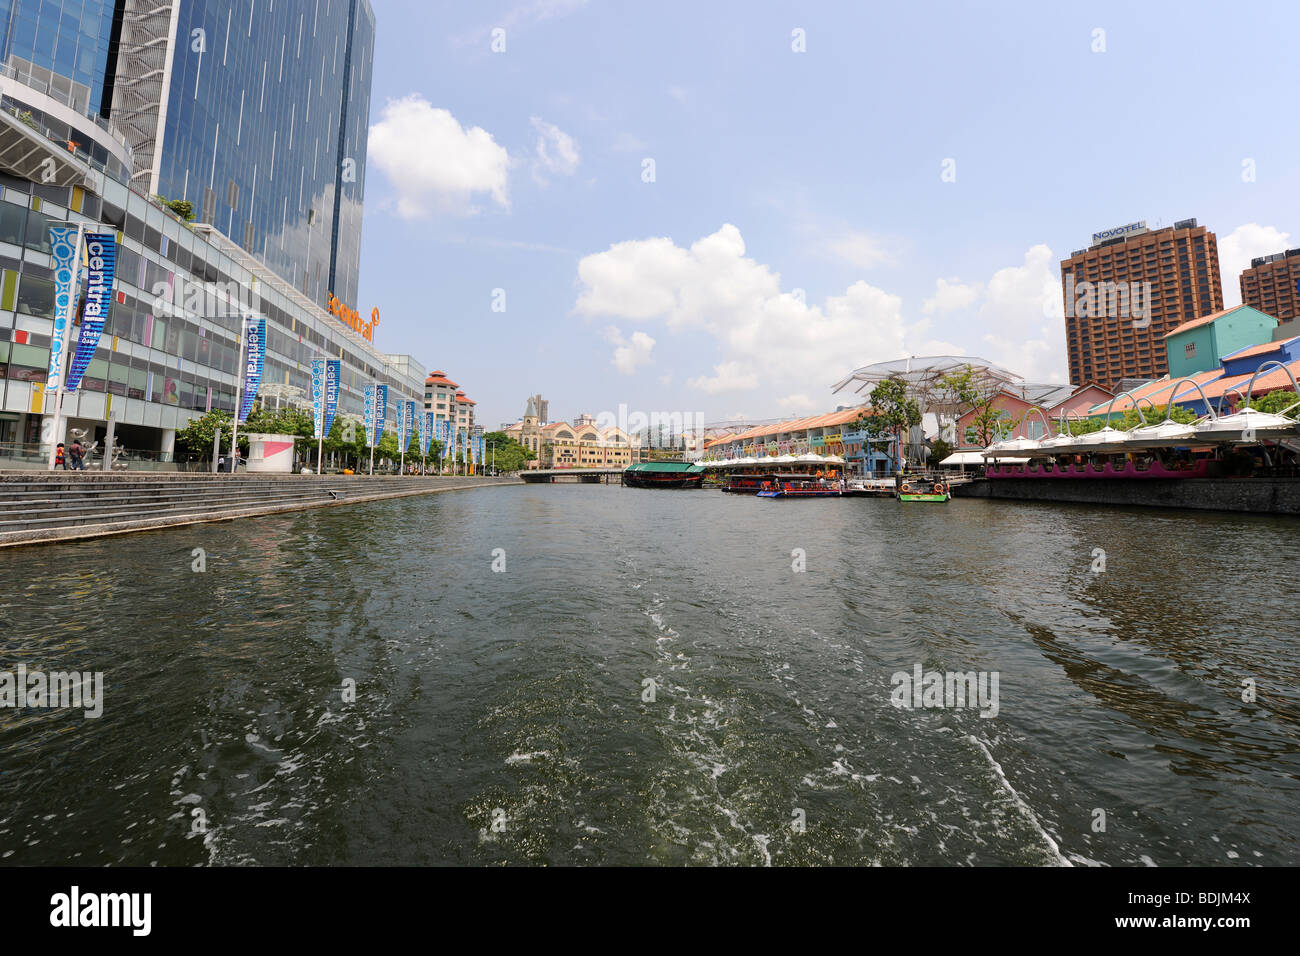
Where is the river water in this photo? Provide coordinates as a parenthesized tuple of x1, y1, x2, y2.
(1, 484, 1297, 866)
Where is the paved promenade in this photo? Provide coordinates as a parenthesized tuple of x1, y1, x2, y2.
(0, 472, 521, 548)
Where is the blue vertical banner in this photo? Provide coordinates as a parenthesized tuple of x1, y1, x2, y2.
(403, 401, 417, 450)
(310, 359, 326, 439)
(65, 232, 117, 392)
(394, 399, 407, 452)
(323, 359, 340, 434)
(375, 384, 389, 443)
(237, 317, 266, 424)
(45, 227, 78, 392)
(421, 413, 434, 456)
(363, 384, 377, 446)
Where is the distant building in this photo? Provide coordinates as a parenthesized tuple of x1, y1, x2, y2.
(423, 371, 459, 428)
(453, 391, 476, 432)
(702, 405, 896, 476)
(503, 397, 628, 468)
(1163, 306, 1277, 379)
(1061, 218, 1223, 389)
(1096, 334, 1300, 418)
(1240, 249, 1300, 332)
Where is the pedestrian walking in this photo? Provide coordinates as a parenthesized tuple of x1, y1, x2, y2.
(55, 442, 67, 470)
(69, 439, 84, 470)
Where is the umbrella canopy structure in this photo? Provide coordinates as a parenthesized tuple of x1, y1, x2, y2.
(983, 436, 1044, 456)
(1061, 427, 1132, 453)
(1193, 408, 1298, 444)
(1122, 419, 1199, 449)
(831, 355, 1021, 418)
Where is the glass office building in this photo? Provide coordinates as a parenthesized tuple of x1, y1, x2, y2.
(154, 0, 374, 306)
(1, 0, 376, 308)
(0, 0, 419, 463)
(0, 0, 118, 115)
(0, 153, 420, 458)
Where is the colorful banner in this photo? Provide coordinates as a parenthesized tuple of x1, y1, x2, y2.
(420, 412, 432, 456)
(363, 384, 377, 446)
(323, 359, 340, 434)
(375, 384, 389, 442)
(65, 232, 117, 392)
(311, 359, 326, 439)
(401, 400, 416, 451)
(237, 317, 266, 424)
(45, 227, 78, 393)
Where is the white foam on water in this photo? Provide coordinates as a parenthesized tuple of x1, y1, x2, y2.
(505, 750, 550, 765)
(966, 734, 1072, 867)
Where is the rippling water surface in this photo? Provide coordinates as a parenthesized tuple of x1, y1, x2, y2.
(1, 484, 1298, 866)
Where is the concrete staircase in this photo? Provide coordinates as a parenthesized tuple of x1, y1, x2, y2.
(0, 473, 511, 547)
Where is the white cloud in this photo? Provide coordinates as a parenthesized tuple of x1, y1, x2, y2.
(603, 327, 656, 375)
(576, 224, 931, 401)
(530, 116, 580, 184)
(976, 245, 1067, 383)
(923, 277, 982, 315)
(668, 86, 689, 103)
(1218, 223, 1291, 308)
(368, 96, 509, 217)
(573, 225, 1067, 411)
(689, 362, 760, 394)
(824, 232, 896, 270)
(778, 393, 818, 412)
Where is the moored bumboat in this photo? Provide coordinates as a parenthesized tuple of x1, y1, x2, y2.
(622, 461, 705, 489)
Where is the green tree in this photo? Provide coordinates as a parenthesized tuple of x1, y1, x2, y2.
(929, 438, 953, 466)
(154, 195, 195, 221)
(860, 377, 921, 471)
(482, 431, 534, 473)
(175, 409, 232, 462)
(1246, 389, 1300, 417)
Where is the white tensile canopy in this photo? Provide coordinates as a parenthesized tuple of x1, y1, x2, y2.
(1193, 408, 1298, 443)
(1058, 426, 1131, 454)
(1122, 419, 1199, 449)
(941, 452, 1030, 466)
(983, 436, 1043, 455)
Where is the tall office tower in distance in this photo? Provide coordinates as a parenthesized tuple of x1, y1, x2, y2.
(107, 0, 375, 305)
(1060, 219, 1223, 391)
(1240, 249, 1300, 327)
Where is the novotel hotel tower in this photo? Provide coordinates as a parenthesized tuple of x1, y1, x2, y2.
(1060, 219, 1223, 391)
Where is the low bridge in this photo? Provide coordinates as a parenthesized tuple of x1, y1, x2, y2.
(519, 467, 625, 483)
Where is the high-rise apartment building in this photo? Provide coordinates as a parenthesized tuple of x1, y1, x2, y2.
(1060, 219, 1223, 390)
(1240, 249, 1300, 327)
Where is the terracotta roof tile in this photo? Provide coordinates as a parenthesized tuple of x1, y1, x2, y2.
(1163, 305, 1255, 338)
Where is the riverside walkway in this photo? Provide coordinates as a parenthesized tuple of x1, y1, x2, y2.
(0, 472, 521, 548)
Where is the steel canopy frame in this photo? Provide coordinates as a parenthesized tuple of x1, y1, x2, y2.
(830, 355, 1023, 417)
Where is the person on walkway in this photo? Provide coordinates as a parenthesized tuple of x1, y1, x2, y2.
(55, 442, 67, 470)
(69, 439, 84, 470)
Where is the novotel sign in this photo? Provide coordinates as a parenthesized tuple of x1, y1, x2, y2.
(1091, 220, 1148, 246)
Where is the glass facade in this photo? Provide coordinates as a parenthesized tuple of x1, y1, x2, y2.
(0, 0, 117, 115)
(155, 0, 374, 307)
(0, 166, 417, 457)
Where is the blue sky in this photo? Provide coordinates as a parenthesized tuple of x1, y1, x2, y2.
(356, 0, 1300, 431)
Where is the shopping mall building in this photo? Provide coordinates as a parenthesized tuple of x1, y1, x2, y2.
(0, 0, 424, 464)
